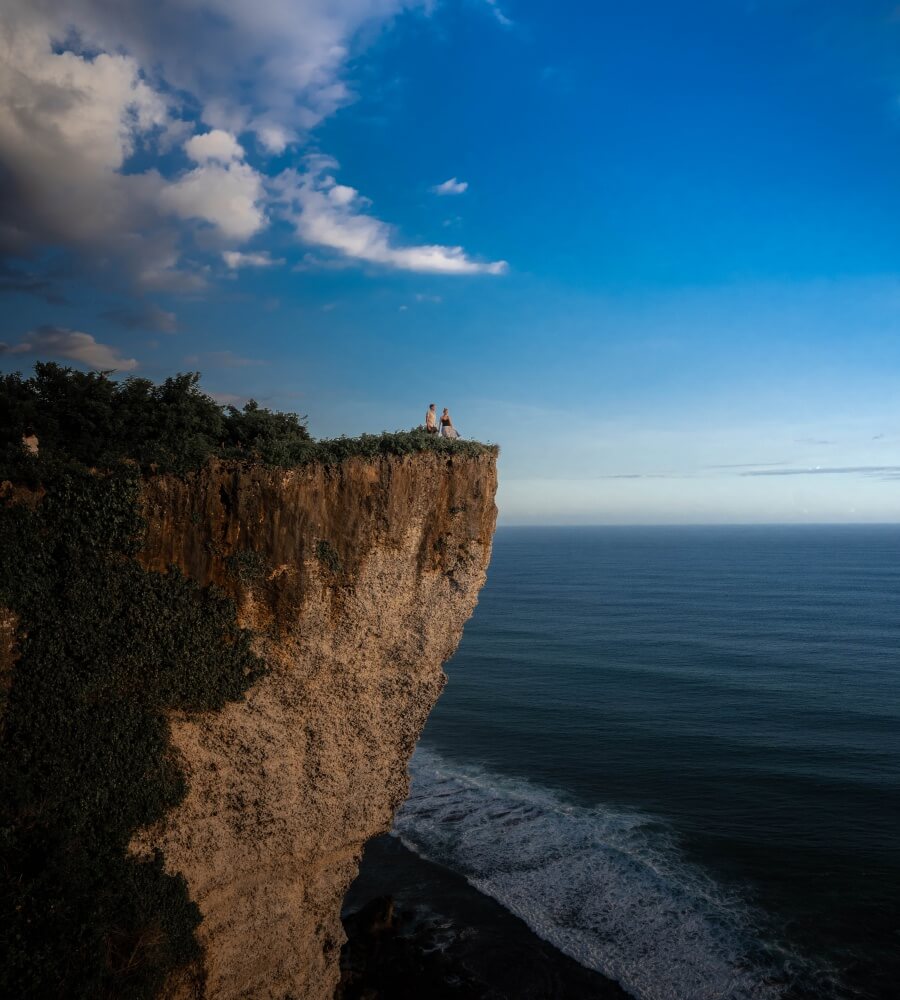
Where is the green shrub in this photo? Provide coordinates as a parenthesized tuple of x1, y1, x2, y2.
(0, 364, 496, 480)
(0, 363, 310, 477)
(298, 429, 496, 465)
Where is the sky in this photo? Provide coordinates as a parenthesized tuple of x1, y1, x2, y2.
(3, 0, 900, 523)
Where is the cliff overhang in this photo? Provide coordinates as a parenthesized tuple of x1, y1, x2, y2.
(135, 451, 499, 998)
(1, 449, 497, 1000)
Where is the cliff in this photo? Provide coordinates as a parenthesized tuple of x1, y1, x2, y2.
(129, 452, 498, 999)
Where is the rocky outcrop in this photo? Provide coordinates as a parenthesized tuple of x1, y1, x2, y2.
(130, 452, 498, 1000)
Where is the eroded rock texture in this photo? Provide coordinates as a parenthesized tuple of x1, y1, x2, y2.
(131, 453, 498, 1000)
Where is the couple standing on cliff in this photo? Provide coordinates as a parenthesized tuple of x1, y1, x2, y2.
(425, 403, 459, 439)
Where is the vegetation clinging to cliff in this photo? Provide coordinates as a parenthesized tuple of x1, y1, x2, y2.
(0, 364, 495, 996)
(1, 363, 496, 481)
(0, 462, 266, 997)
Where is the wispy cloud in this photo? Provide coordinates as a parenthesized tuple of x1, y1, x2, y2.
(277, 157, 507, 275)
(222, 250, 283, 270)
(0, 326, 138, 371)
(431, 177, 468, 196)
(483, 0, 513, 28)
(705, 462, 787, 470)
(741, 466, 900, 477)
(0, 263, 68, 304)
(102, 304, 178, 334)
(599, 473, 678, 480)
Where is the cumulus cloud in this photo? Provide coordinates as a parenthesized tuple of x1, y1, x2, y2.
(0, 0, 507, 297)
(41, 0, 422, 141)
(0, 12, 171, 275)
(277, 158, 507, 275)
(432, 177, 469, 195)
(0, 326, 139, 371)
(222, 250, 282, 269)
(185, 129, 245, 164)
(0, 2, 419, 277)
(256, 125, 290, 154)
(160, 158, 267, 240)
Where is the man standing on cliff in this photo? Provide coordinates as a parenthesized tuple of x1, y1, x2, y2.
(425, 403, 438, 434)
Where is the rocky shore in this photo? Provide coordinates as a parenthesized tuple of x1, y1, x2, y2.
(338, 834, 632, 1000)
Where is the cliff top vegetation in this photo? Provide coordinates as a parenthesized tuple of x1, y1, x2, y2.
(0, 363, 496, 480)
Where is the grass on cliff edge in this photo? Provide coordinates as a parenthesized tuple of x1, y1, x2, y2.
(1, 363, 496, 481)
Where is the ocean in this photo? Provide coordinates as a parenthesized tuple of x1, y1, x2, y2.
(349, 526, 900, 1000)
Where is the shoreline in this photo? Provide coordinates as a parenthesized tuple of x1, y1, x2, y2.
(339, 833, 632, 1000)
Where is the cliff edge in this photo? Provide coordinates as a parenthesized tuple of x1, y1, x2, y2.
(131, 452, 498, 999)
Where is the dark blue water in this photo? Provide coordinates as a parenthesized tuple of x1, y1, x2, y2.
(393, 527, 900, 1000)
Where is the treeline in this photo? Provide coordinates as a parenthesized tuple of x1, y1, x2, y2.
(1, 363, 495, 480)
(0, 363, 310, 475)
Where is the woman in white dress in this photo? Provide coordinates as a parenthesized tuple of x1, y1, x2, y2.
(439, 407, 459, 439)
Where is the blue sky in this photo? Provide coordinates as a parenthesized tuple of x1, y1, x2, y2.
(3, 1, 900, 522)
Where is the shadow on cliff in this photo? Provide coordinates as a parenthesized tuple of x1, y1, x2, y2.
(0, 462, 266, 998)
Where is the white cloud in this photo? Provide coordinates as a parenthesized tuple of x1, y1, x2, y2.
(185, 129, 244, 164)
(277, 158, 507, 275)
(0, 1, 508, 295)
(15, 1, 422, 146)
(0, 326, 139, 371)
(256, 124, 290, 154)
(432, 177, 468, 196)
(222, 250, 282, 269)
(0, 1, 423, 283)
(484, 0, 513, 28)
(161, 160, 266, 240)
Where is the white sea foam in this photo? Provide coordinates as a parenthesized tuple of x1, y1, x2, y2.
(393, 746, 798, 1000)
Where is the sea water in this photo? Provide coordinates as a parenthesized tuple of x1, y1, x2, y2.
(392, 526, 900, 1000)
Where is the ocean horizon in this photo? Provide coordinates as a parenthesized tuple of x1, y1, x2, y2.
(357, 524, 900, 1000)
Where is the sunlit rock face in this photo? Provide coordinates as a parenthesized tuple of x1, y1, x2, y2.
(131, 453, 498, 999)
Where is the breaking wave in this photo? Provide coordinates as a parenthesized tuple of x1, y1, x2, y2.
(393, 746, 828, 1000)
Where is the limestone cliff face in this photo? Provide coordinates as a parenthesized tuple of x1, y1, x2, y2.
(131, 452, 498, 1000)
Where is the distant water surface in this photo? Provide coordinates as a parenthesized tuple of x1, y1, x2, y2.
(391, 526, 900, 1000)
